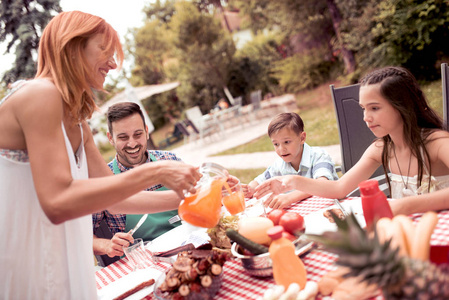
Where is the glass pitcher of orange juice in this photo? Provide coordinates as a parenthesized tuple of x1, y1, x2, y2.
(178, 162, 228, 228)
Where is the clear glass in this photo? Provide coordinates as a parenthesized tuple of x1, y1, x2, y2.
(123, 238, 153, 271)
(222, 179, 245, 215)
(244, 197, 267, 218)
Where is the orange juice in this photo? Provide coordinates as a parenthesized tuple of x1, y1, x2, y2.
(178, 178, 225, 228)
(222, 190, 245, 215)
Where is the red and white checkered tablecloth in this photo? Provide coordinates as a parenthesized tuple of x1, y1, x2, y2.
(95, 196, 449, 299)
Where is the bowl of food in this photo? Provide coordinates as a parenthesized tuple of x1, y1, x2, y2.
(153, 249, 228, 300)
(230, 237, 315, 277)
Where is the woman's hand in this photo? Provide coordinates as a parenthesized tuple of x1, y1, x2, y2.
(155, 161, 202, 198)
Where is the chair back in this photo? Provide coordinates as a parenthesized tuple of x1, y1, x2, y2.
(331, 84, 384, 178)
(250, 90, 262, 111)
(441, 63, 449, 129)
(94, 220, 120, 267)
(185, 106, 205, 130)
(234, 96, 243, 107)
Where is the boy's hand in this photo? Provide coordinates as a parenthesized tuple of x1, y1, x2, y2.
(241, 183, 255, 199)
(264, 193, 296, 210)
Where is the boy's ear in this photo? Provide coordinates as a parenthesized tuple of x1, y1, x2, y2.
(300, 131, 306, 143)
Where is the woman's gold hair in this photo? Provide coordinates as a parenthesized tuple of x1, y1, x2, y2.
(36, 11, 124, 123)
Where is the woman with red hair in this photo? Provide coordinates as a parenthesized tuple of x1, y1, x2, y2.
(0, 11, 200, 298)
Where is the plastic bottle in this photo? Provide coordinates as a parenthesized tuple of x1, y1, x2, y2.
(267, 225, 307, 290)
(359, 179, 393, 231)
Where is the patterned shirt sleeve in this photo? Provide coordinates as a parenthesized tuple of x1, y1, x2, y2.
(310, 148, 338, 180)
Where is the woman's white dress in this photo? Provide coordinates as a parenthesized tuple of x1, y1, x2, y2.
(0, 122, 96, 299)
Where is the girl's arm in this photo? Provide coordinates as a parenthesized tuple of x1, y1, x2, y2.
(254, 141, 384, 199)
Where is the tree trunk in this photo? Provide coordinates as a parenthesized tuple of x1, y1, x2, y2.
(326, 0, 356, 74)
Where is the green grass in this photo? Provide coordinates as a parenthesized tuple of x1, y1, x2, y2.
(228, 168, 267, 184)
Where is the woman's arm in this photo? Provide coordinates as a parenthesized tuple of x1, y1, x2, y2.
(17, 81, 199, 224)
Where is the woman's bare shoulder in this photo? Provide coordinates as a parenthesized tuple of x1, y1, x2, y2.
(10, 79, 64, 126)
(18, 78, 60, 98)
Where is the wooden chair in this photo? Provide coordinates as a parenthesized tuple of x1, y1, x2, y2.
(330, 84, 389, 196)
(441, 63, 449, 129)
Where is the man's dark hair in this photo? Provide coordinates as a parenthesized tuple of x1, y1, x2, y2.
(107, 102, 146, 135)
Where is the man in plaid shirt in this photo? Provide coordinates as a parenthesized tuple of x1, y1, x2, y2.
(92, 102, 184, 259)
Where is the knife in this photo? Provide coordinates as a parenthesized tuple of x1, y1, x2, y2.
(129, 214, 148, 235)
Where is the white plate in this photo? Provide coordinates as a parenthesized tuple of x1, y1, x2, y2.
(97, 268, 162, 300)
(147, 223, 209, 253)
(304, 199, 366, 235)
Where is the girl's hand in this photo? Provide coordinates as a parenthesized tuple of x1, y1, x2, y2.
(254, 177, 291, 199)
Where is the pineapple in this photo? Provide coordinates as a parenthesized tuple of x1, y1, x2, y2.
(307, 212, 449, 299)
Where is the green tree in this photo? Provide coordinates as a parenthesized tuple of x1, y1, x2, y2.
(232, 32, 283, 98)
(169, 1, 236, 113)
(341, 0, 449, 80)
(232, 0, 356, 74)
(0, 0, 62, 86)
(128, 20, 172, 85)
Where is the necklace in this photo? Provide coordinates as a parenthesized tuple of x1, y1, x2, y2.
(392, 145, 414, 197)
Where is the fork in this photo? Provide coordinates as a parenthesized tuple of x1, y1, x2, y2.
(333, 199, 349, 217)
(168, 214, 181, 224)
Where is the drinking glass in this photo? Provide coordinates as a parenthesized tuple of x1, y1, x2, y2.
(244, 197, 267, 218)
(222, 179, 245, 215)
(123, 238, 153, 271)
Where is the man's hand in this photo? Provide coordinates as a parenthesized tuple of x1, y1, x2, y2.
(106, 232, 134, 257)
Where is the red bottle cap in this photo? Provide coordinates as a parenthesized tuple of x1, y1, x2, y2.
(358, 179, 379, 196)
(267, 225, 284, 240)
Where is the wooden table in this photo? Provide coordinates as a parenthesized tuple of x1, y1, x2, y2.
(95, 196, 449, 299)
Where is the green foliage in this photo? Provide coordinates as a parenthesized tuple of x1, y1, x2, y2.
(0, 0, 62, 86)
(169, 1, 236, 112)
(272, 48, 337, 93)
(128, 20, 172, 85)
(230, 32, 283, 100)
(143, 0, 177, 24)
(342, 0, 449, 80)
